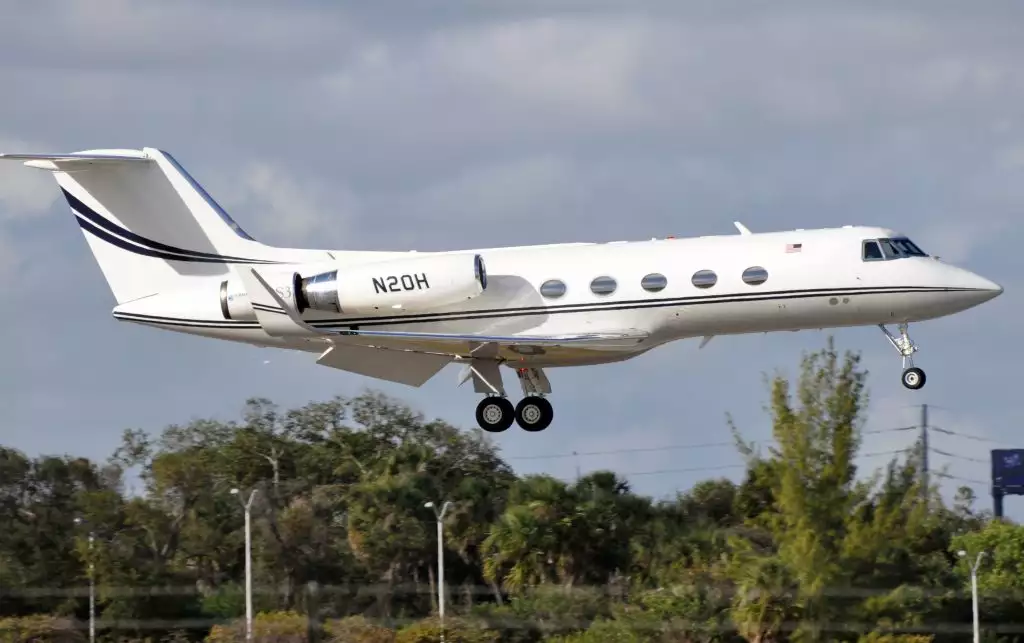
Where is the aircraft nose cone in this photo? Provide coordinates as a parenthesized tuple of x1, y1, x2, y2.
(966, 272, 1003, 303)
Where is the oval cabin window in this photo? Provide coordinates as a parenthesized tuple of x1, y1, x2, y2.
(590, 276, 617, 295)
(741, 266, 769, 286)
(641, 273, 667, 292)
(539, 279, 566, 298)
(691, 269, 717, 289)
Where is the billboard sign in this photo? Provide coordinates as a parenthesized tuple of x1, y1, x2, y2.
(992, 449, 1024, 492)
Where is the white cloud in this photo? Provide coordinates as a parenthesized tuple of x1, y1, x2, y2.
(0, 137, 62, 283)
(0, 138, 59, 217)
(210, 161, 360, 248)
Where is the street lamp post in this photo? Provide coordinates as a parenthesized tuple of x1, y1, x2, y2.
(958, 549, 986, 643)
(73, 518, 95, 643)
(231, 488, 258, 643)
(424, 501, 452, 643)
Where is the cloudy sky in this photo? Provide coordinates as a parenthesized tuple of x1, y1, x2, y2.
(0, 0, 1020, 516)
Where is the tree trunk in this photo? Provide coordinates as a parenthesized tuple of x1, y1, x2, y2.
(488, 579, 504, 606)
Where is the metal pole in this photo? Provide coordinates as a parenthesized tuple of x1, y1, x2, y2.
(88, 533, 95, 643)
(426, 501, 451, 643)
(244, 495, 254, 643)
(232, 488, 257, 643)
(437, 516, 445, 643)
(972, 554, 981, 643)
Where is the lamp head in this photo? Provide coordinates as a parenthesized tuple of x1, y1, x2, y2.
(424, 501, 434, 508)
(230, 488, 239, 495)
(958, 550, 967, 557)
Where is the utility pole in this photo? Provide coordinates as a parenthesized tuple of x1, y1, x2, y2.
(425, 500, 452, 643)
(920, 403, 929, 503)
(231, 488, 258, 643)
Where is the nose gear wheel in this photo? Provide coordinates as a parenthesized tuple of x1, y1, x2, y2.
(879, 323, 927, 390)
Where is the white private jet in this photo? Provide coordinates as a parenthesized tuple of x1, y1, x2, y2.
(0, 148, 1004, 433)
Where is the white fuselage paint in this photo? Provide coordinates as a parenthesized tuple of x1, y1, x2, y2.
(115, 225, 1002, 368)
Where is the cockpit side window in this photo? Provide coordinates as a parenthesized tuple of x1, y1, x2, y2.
(891, 237, 927, 257)
(862, 240, 883, 261)
(878, 238, 901, 259)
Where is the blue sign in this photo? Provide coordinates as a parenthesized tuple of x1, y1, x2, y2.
(992, 449, 1024, 491)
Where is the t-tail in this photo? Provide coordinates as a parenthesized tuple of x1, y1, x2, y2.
(0, 147, 324, 304)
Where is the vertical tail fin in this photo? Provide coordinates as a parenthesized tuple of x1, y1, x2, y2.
(0, 147, 294, 304)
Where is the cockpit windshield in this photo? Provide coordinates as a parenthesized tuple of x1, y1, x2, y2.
(862, 237, 928, 261)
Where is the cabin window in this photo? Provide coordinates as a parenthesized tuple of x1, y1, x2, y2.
(691, 269, 717, 289)
(862, 240, 883, 261)
(590, 276, 617, 295)
(641, 273, 667, 292)
(539, 279, 566, 298)
(741, 266, 769, 286)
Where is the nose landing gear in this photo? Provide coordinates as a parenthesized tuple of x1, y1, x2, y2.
(879, 323, 926, 390)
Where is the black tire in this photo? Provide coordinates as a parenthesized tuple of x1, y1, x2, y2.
(515, 396, 553, 432)
(476, 397, 514, 432)
(901, 367, 926, 390)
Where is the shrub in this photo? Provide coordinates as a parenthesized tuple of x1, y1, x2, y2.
(205, 611, 309, 643)
(323, 615, 394, 643)
(0, 615, 85, 642)
(395, 616, 499, 643)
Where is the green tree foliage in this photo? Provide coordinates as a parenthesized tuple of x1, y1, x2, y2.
(0, 339, 1012, 641)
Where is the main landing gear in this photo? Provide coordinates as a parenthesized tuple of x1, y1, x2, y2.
(467, 362, 554, 432)
(879, 323, 926, 390)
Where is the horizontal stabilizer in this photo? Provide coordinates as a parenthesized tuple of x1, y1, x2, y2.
(0, 150, 152, 169)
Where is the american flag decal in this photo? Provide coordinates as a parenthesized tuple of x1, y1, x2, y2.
(785, 243, 802, 253)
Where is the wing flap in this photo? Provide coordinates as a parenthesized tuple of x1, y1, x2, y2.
(328, 327, 649, 349)
(316, 343, 452, 386)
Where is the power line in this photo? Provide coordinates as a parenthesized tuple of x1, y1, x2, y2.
(930, 426, 1017, 447)
(932, 471, 988, 486)
(929, 447, 987, 464)
(582, 449, 913, 480)
(863, 425, 917, 434)
(621, 464, 746, 477)
(504, 441, 735, 461)
(860, 448, 912, 458)
(504, 426, 920, 462)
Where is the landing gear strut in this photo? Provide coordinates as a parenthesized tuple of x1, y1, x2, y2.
(879, 323, 926, 390)
(513, 367, 554, 431)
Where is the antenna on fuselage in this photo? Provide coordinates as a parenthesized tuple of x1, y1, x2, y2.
(733, 221, 752, 235)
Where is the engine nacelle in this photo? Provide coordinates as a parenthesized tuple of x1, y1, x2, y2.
(217, 253, 488, 320)
(219, 278, 258, 321)
(297, 253, 487, 315)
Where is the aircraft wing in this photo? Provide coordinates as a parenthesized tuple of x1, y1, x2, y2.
(237, 266, 649, 384)
(325, 327, 649, 349)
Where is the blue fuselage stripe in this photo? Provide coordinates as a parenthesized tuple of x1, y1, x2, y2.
(111, 285, 973, 331)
